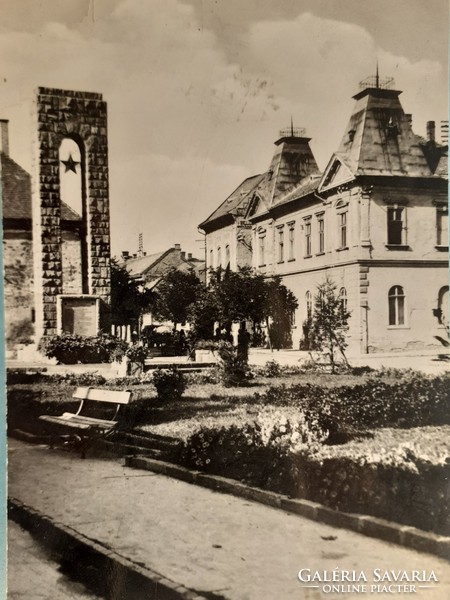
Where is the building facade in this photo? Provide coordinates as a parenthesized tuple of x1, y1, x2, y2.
(199, 79, 448, 354)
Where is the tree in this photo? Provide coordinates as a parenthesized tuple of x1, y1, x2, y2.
(187, 285, 219, 341)
(265, 276, 299, 350)
(110, 259, 155, 329)
(196, 267, 298, 350)
(153, 268, 203, 332)
(207, 267, 268, 333)
(308, 276, 351, 372)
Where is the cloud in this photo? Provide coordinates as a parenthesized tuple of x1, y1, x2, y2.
(0, 2, 446, 256)
(244, 13, 446, 161)
(110, 152, 250, 255)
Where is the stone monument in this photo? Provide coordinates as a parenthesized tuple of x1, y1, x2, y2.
(32, 87, 111, 339)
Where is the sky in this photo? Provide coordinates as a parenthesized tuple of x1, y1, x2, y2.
(0, 0, 448, 257)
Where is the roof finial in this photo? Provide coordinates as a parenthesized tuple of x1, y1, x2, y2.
(290, 115, 294, 137)
(376, 61, 380, 89)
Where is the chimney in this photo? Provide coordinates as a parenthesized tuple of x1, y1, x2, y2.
(0, 119, 9, 156)
(426, 121, 436, 143)
(122, 250, 130, 260)
(187, 253, 192, 260)
(174, 243, 181, 250)
(180, 251, 186, 260)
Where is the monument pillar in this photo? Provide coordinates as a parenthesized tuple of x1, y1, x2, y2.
(32, 87, 111, 339)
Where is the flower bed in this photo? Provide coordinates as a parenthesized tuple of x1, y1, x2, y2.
(173, 417, 450, 535)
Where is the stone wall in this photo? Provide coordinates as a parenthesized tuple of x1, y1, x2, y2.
(3, 231, 34, 347)
(32, 87, 111, 336)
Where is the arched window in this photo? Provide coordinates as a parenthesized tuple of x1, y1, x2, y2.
(388, 285, 405, 325)
(209, 249, 214, 269)
(339, 287, 347, 314)
(217, 247, 221, 268)
(438, 286, 449, 326)
(225, 244, 230, 267)
(59, 137, 83, 217)
(306, 290, 313, 320)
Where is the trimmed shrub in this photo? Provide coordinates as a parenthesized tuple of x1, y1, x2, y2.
(152, 367, 186, 401)
(178, 409, 328, 490)
(38, 334, 128, 364)
(258, 371, 450, 430)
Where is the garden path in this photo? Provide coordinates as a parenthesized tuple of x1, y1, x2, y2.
(8, 439, 450, 600)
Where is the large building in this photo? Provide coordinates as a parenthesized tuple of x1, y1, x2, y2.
(199, 78, 448, 354)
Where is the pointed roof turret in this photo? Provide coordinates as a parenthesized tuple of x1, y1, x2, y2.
(328, 75, 437, 180)
(257, 126, 320, 206)
(200, 126, 320, 230)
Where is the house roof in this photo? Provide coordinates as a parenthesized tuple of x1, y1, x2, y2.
(200, 135, 321, 230)
(1, 153, 32, 220)
(121, 250, 169, 278)
(271, 175, 322, 209)
(1, 152, 82, 222)
(120, 247, 205, 282)
(199, 174, 264, 230)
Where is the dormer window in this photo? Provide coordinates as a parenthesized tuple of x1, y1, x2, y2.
(386, 116, 399, 139)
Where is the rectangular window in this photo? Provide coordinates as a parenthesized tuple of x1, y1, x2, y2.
(338, 212, 347, 249)
(288, 223, 295, 260)
(258, 234, 266, 265)
(437, 208, 448, 246)
(317, 215, 325, 253)
(304, 221, 312, 256)
(387, 207, 404, 245)
(278, 227, 284, 262)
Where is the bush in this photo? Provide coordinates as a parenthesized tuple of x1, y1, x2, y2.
(177, 409, 328, 491)
(258, 371, 450, 430)
(152, 367, 186, 401)
(262, 360, 282, 378)
(184, 368, 222, 385)
(45, 372, 107, 386)
(38, 334, 128, 364)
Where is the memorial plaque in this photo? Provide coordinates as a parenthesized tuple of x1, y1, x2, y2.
(60, 297, 99, 336)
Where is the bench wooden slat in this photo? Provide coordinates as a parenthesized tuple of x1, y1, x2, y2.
(60, 414, 118, 427)
(39, 415, 92, 430)
(73, 387, 131, 405)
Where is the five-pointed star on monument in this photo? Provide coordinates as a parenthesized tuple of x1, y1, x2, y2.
(61, 154, 79, 173)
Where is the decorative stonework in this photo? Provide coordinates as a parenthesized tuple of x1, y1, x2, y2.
(32, 87, 111, 337)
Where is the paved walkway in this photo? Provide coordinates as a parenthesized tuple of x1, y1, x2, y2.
(7, 347, 449, 377)
(8, 520, 101, 600)
(8, 439, 450, 599)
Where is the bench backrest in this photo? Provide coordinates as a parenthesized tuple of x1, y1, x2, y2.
(73, 387, 132, 405)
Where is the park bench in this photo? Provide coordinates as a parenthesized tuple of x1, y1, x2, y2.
(39, 387, 132, 455)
